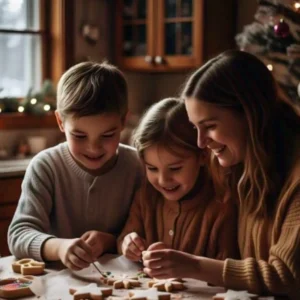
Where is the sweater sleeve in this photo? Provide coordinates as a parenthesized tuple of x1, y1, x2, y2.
(223, 189, 300, 298)
(8, 155, 56, 261)
(116, 189, 146, 254)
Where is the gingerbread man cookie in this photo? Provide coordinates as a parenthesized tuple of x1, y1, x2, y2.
(12, 258, 45, 275)
(103, 275, 141, 289)
(129, 288, 171, 300)
(70, 283, 113, 300)
(213, 289, 258, 300)
(0, 275, 34, 299)
(148, 278, 185, 292)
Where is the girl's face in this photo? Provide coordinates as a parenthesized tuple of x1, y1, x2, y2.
(56, 112, 124, 174)
(185, 98, 248, 167)
(143, 144, 204, 201)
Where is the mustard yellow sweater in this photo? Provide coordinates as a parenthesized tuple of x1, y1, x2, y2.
(118, 178, 239, 260)
(223, 138, 300, 299)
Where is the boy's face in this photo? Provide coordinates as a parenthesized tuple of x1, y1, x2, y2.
(143, 144, 204, 202)
(56, 112, 124, 174)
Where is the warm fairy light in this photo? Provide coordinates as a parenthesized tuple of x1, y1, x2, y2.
(0, 108, 2, 113)
(18, 106, 25, 113)
(294, 2, 300, 10)
(30, 98, 37, 105)
(43, 104, 51, 111)
(267, 64, 273, 71)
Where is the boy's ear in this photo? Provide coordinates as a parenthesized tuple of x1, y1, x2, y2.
(55, 110, 65, 133)
(121, 111, 129, 130)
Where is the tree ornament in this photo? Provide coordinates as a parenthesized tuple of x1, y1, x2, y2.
(274, 19, 290, 38)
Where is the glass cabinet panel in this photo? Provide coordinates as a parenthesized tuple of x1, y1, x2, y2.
(164, 0, 193, 56)
(122, 0, 147, 57)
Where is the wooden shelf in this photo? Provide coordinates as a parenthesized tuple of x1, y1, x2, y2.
(0, 112, 58, 130)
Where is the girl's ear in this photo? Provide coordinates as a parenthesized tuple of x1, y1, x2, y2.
(55, 111, 65, 133)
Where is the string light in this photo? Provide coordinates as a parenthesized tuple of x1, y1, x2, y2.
(18, 106, 25, 113)
(0, 108, 2, 113)
(294, 2, 300, 10)
(267, 64, 273, 71)
(43, 104, 51, 111)
(30, 98, 37, 105)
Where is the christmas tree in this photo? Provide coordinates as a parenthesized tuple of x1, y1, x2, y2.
(236, 0, 300, 114)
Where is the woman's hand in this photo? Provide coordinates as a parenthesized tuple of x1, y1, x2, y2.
(58, 238, 94, 271)
(121, 232, 146, 261)
(142, 249, 201, 279)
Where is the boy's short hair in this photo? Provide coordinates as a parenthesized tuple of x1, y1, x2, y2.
(56, 61, 128, 120)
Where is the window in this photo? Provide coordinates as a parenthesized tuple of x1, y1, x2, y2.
(0, 0, 44, 97)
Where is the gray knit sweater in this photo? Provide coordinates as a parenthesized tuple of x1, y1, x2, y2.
(8, 142, 142, 261)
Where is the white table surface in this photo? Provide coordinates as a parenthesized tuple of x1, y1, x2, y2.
(0, 254, 227, 299)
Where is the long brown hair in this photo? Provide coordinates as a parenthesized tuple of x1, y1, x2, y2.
(182, 50, 300, 217)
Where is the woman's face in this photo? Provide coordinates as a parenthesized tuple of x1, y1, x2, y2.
(185, 98, 248, 167)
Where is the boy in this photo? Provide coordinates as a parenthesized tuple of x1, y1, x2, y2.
(8, 61, 142, 271)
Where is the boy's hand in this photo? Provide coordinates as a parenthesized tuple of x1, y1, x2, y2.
(81, 230, 107, 259)
(58, 238, 94, 271)
(121, 232, 146, 262)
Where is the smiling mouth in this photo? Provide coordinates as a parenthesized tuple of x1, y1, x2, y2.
(84, 154, 105, 161)
(162, 186, 179, 192)
(211, 146, 226, 155)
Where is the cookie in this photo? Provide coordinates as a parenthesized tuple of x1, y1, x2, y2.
(12, 259, 45, 275)
(148, 278, 185, 292)
(129, 288, 171, 300)
(0, 276, 34, 299)
(103, 275, 141, 289)
(69, 283, 113, 300)
(213, 289, 258, 300)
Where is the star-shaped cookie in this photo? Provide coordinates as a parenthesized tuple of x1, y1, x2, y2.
(213, 289, 258, 300)
(129, 288, 171, 300)
(104, 275, 141, 289)
(148, 278, 185, 292)
(69, 283, 113, 300)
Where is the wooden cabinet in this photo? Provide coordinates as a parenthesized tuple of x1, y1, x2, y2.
(0, 177, 22, 257)
(115, 0, 236, 72)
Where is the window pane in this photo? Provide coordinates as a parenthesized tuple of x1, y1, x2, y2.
(0, 33, 41, 97)
(0, 0, 40, 30)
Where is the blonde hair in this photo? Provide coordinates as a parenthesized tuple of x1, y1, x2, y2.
(182, 50, 300, 217)
(56, 61, 128, 120)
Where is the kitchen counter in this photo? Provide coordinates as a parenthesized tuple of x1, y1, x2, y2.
(0, 157, 32, 178)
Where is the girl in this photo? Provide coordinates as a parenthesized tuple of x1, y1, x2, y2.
(117, 98, 239, 263)
(142, 51, 300, 299)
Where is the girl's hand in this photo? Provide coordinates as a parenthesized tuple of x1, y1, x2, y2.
(121, 232, 146, 261)
(58, 238, 94, 271)
(147, 241, 168, 251)
(142, 249, 201, 279)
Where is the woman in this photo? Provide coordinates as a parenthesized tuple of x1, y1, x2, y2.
(142, 50, 300, 299)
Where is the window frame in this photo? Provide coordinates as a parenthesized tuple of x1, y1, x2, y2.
(0, 0, 73, 129)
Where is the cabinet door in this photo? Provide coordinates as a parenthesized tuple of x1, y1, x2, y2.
(155, 0, 203, 70)
(0, 177, 22, 257)
(116, 0, 156, 70)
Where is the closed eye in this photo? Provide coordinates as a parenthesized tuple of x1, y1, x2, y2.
(146, 166, 157, 172)
(71, 134, 86, 139)
(102, 132, 115, 138)
(205, 124, 216, 130)
(170, 166, 182, 171)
